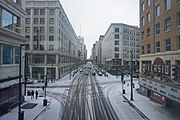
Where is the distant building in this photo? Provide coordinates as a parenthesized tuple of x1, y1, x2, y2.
(78, 36, 87, 62)
(139, 0, 180, 112)
(0, 0, 28, 114)
(101, 23, 140, 75)
(25, 0, 81, 80)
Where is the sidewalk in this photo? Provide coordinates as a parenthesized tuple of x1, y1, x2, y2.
(0, 95, 61, 120)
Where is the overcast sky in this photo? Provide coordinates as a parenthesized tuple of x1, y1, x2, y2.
(60, 0, 139, 58)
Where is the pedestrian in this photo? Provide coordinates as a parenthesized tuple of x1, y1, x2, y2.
(31, 90, 34, 99)
(35, 91, 38, 99)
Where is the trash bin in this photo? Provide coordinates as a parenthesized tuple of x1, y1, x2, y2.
(123, 89, 125, 94)
(43, 99, 47, 106)
(21, 111, 24, 120)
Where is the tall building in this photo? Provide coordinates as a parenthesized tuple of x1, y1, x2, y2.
(0, 0, 28, 114)
(25, 0, 81, 80)
(139, 0, 180, 112)
(78, 36, 86, 62)
(101, 23, 140, 75)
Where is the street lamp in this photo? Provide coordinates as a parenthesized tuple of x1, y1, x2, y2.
(130, 51, 134, 101)
(19, 44, 29, 120)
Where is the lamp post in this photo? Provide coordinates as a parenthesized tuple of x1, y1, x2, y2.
(43, 75, 47, 106)
(130, 51, 134, 101)
(19, 44, 29, 120)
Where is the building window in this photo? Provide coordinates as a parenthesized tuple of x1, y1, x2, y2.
(40, 18, 45, 24)
(147, 44, 150, 54)
(141, 2, 144, 12)
(164, 0, 171, 11)
(49, 45, 54, 50)
(115, 28, 119, 32)
(32, 54, 45, 64)
(49, 36, 54, 41)
(177, 12, 180, 27)
(47, 55, 56, 64)
(147, 12, 150, 23)
(49, 27, 54, 33)
(34, 18, 38, 24)
(25, 18, 30, 24)
(49, 18, 54, 24)
(155, 41, 160, 52)
(115, 34, 119, 39)
(40, 36, 45, 41)
(177, 36, 180, 50)
(141, 31, 144, 40)
(40, 27, 45, 33)
(155, 23, 160, 35)
(147, 0, 150, 6)
(40, 44, 44, 50)
(40, 9, 45, 15)
(164, 17, 171, 32)
(146, 28, 150, 38)
(25, 27, 30, 33)
(142, 46, 144, 54)
(115, 47, 119, 51)
(34, 27, 38, 33)
(33, 36, 38, 41)
(115, 53, 119, 58)
(14, 47, 20, 64)
(34, 9, 39, 15)
(49, 9, 54, 15)
(26, 9, 31, 15)
(155, 5, 160, 17)
(165, 38, 171, 51)
(141, 17, 144, 26)
(115, 41, 119, 45)
(2, 44, 13, 64)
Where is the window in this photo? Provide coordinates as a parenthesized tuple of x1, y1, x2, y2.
(147, 44, 150, 53)
(142, 46, 144, 54)
(147, 0, 150, 6)
(115, 34, 119, 39)
(177, 36, 180, 50)
(49, 45, 54, 50)
(32, 54, 45, 64)
(49, 18, 54, 24)
(49, 36, 54, 41)
(155, 41, 160, 52)
(155, 5, 160, 17)
(164, 17, 171, 31)
(115, 41, 119, 45)
(146, 28, 150, 38)
(49, 27, 54, 33)
(40, 9, 45, 15)
(141, 17, 144, 26)
(25, 27, 30, 33)
(34, 18, 38, 24)
(3, 44, 13, 64)
(25, 18, 30, 24)
(164, 0, 171, 11)
(123, 28, 129, 34)
(33, 36, 38, 41)
(40, 44, 44, 50)
(14, 47, 20, 64)
(40, 18, 45, 24)
(141, 2, 144, 12)
(165, 38, 171, 51)
(34, 9, 39, 15)
(177, 12, 180, 27)
(40, 27, 45, 33)
(26, 9, 31, 15)
(147, 12, 150, 23)
(40, 36, 45, 41)
(47, 55, 56, 64)
(155, 23, 160, 35)
(115, 28, 119, 32)
(115, 53, 119, 58)
(34, 27, 38, 33)
(115, 47, 119, 51)
(49, 9, 54, 15)
(141, 31, 144, 40)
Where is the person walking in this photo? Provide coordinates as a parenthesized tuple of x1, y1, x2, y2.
(35, 91, 38, 99)
(31, 90, 34, 99)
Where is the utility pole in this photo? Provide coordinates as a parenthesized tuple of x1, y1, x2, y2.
(130, 51, 134, 101)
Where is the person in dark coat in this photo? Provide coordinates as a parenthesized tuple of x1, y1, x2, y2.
(31, 90, 34, 99)
(35, 91, 38, 99)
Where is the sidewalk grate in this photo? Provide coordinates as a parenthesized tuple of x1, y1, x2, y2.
(22, 103, 37, 109)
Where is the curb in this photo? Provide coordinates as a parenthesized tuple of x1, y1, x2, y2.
(123, 95, 149, 120)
